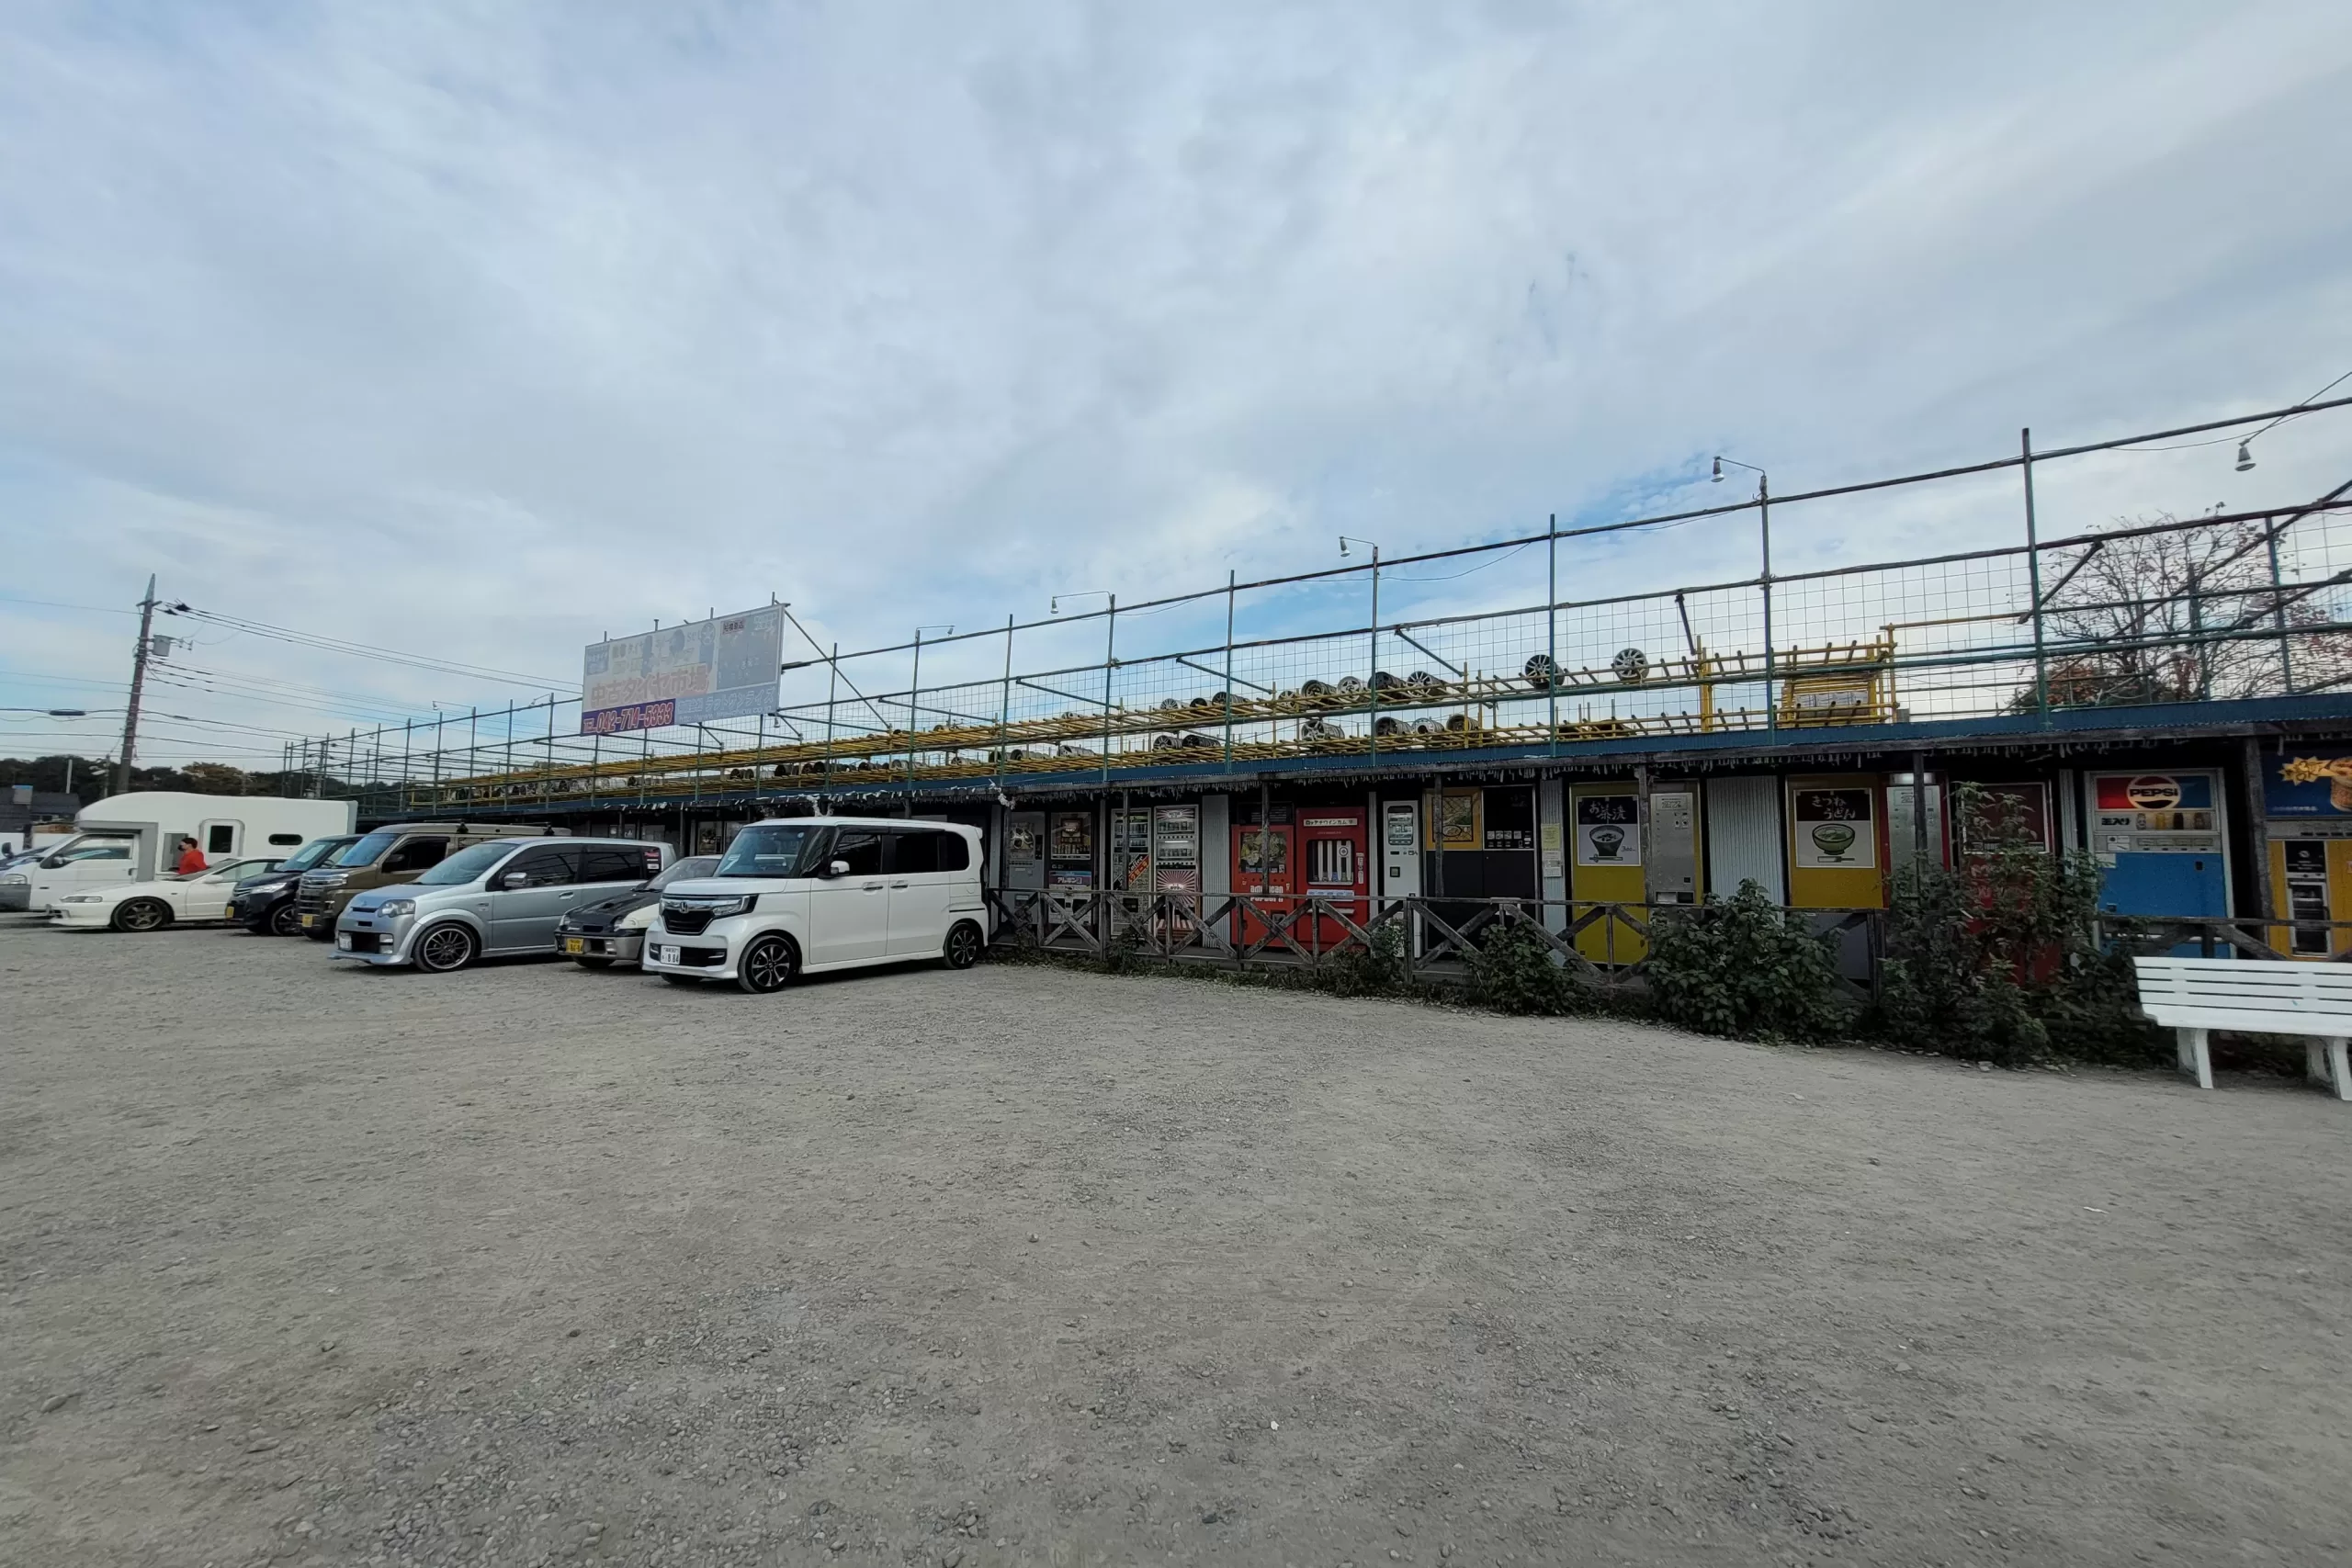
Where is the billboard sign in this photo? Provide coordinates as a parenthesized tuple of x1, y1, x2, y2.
(581, 606, 786, 736)
(2267, 750, 2352, 817)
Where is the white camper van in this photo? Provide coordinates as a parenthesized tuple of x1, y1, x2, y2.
(0, 793, 357, 913)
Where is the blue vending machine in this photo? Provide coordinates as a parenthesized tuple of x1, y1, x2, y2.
(2086, 770, 2231, 951)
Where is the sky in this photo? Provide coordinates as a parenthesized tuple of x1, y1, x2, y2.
(3, 1, 2350, 769)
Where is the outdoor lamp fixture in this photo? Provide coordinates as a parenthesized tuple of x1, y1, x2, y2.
(2235, 441, 2256, 472)
(1, 707, 86, 716)
(1712, 454, 1765, 488)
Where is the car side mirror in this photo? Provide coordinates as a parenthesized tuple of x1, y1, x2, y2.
(501, 871, 530, 888)
(826, 859, 851, 878)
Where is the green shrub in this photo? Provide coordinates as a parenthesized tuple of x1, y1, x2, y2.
(1327, 922, 1415, 998)
(1875, 784, 2165, 1066)
(1464, 917, 1592, 1016)
(1645, 880, 1848, 1041)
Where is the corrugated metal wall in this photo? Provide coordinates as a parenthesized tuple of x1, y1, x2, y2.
(1705, 775, 1784, 904)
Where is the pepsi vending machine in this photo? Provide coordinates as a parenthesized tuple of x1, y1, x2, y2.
(2085, 770, 2231, 946)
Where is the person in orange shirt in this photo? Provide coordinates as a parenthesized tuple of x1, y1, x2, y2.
(175, 837, 208, 876)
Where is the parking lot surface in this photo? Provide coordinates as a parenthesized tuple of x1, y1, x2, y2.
(3, 917, 2349, 1568)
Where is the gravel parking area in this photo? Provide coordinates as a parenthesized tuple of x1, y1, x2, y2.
(3, 915, 2349, 1568)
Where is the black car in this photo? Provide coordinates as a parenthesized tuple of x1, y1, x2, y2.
(232, 835, 361, 935)
(554, 855, 720, 967)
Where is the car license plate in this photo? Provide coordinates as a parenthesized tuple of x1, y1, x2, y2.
(222, 905, 236, 919)
(336, 933, 353, 950)
(302, 913, 319, 929)
(561, 938, 584, 954)
(657, 944, 680, 964)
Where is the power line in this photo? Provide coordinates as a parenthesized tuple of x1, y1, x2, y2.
(163, 606, 576, 691)
(0, 594, 141, 616)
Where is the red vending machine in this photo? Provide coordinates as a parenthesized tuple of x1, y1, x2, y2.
(1295, 807, 1371, 950)
(1232, 805, 1293, 946)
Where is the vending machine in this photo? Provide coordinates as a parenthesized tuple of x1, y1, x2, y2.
(1647, 786, 1702, 906)
(2085, 771, 2230, 936)
(1785, 775, 1887, 910)
(2259, 747, 2352, 957)
(1111, 807, 1152, 891)
(1232, 805, 1293, 946)
(1151, 804, 1202, 895)
(1005, 811, 1046, 892)
(1381, 798, 1423, 954)
(1047, 810, 1096, 890)
(1569, 783, 1644, 964)
(1295, 806, 1370, 950)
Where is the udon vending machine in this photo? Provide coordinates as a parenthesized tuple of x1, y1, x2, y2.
(1569, 783, 1645, 964)
(2084, 770, 2230, 931)
(1785, 775, 1888, 909)
(2260, 748, 2352, 957)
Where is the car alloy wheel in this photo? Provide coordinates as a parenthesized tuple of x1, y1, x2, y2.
(112, 898, 171, 932)
(267, 901, 301, 937)
(414, 923, 478, 973)
(943, 919, 984, 969)
(737, 933, 800, 995)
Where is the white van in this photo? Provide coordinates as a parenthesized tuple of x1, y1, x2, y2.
(642, 816, 989, 992)
(0, 792, 356, 912)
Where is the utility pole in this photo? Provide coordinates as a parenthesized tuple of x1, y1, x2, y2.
(113, 574, 159, 796)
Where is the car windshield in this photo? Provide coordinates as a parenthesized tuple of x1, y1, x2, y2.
(650, 856, 722, 890)
(51, 838, 131, 863)
(276, 838, 353, 873)
(715, 825, 820, 878)
(333, 829, 403, 868)
(414, 840, 524, 886)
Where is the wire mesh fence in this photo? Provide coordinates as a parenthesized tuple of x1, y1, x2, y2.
(277, 408, 2352, 813)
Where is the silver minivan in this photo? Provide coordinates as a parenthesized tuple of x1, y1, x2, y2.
(642, 816, 988, 993)
(333, 838, 670, 972)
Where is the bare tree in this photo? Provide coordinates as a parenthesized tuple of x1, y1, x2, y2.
(2020, 513, 2352, 709)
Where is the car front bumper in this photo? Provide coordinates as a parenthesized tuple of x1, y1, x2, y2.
(639, 921, 740, 980)
(557, 928, 646, 963)
(48, 903, 116, 928)
(330, 911, 418, 965)
(0, 884, 30, 912)
(232, 889, 291, 924)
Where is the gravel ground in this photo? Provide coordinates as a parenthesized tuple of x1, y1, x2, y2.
(2, 915, 2349, 1568)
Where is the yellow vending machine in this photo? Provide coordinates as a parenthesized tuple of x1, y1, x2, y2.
(2260, 747, 2352, 957)
(1786, 775, 1887, 909)
(1569, 782, 1645, 963)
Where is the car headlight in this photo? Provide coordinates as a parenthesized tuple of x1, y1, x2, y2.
(1, 874, 26, 886)
(375, 898, 416, 918)
(663, 895, 756, 919)
(61, 895, 104, 904)
(616, 904, 658, 931)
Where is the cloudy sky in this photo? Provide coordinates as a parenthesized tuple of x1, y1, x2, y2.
(3, 1, 2349, 768)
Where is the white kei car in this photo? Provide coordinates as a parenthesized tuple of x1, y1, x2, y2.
(49, 857, 284, 932)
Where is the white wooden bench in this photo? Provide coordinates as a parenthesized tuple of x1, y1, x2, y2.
(2132, 956, 2352, 1099)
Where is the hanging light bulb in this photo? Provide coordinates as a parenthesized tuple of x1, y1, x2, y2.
(1711, 457, 1724, 482)
(2235, 441, 2256, 472)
